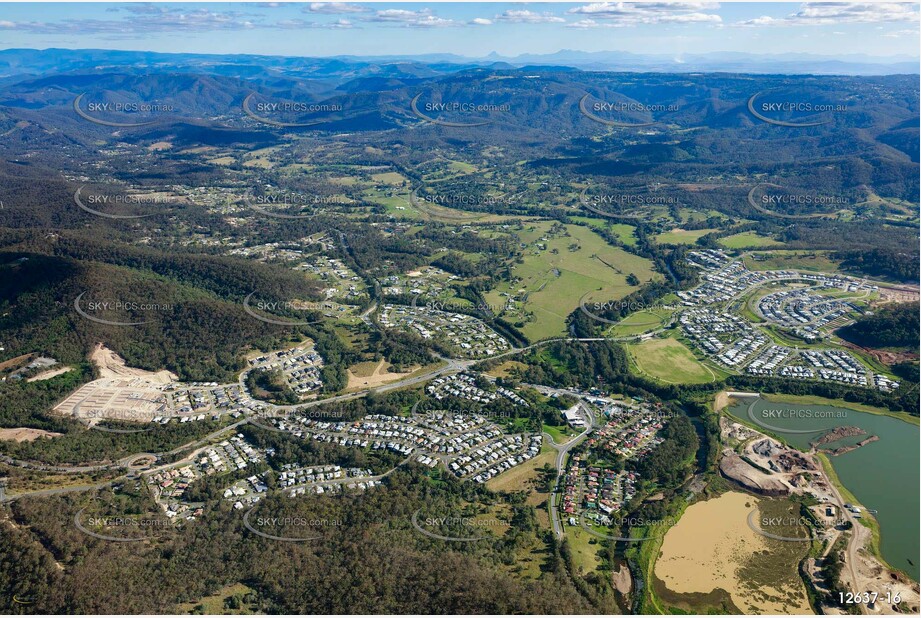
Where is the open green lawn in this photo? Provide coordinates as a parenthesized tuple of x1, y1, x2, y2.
(653, 228, 718, 245)
(627, 337, 717, 384)
(719, 231, 785, 249)
(485, 222, 660, 341)
(542, 423, 577, 443)
(607, 308, 675, 338)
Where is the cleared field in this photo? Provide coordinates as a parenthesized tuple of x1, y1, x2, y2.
(719, 231, 784, 249)
(607, 308, 674, 338)
(571, 216, 638, 246)
(371, 171, 407, 186)
(448, 160, 476, 173)
(328, 175, 360, 186)
(484, 360, 527, 379)
(654, 228, 717, 245)
(542, 423, 577, 444)
(627, 337, 715, 384)
(485, 222, 659, 341)
(0, 427, 62, 442)
(486, 443, 555, 494)
(563, 523, 602, 575)
(26, 366, 74, 382)
(242, 158, 273, 169)
(344, 360, 431, 392)
(178, 583, 260, 614)
(743, 250, 843, 273)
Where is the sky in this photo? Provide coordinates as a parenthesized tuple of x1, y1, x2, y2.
(0, 2, 918, 58)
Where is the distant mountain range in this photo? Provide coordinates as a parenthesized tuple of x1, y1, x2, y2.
(0, 48, 917, 80)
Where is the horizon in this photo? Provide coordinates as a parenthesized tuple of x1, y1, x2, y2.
(2, 45, 919, 62)
(0, 2, 918, 59)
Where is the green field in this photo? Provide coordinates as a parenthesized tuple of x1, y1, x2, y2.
(371, 171, 408, 185)
(743, 250, 843, 273)
(607, 308, 675, 338)
(179, 583, 260, 614)
(542, 423, 577, 443)
(562, 523, 602, 575)
(572, 216, 638, 246)
(627, 337, 716, 384)
(653, 228, 717, 245)
(719, 231, 785, 249)
(485, 222, 660, 341)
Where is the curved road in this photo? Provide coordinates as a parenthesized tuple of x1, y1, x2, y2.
(541, 400, 596, 539)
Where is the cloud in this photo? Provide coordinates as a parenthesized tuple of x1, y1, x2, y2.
(882, 27, 920, 37)
(0, 7, 263, 35)
(5, 3, 272, 38)
(494, 10, 566, 24)
(567, 2, 722, 25)
(470, 17, 493, 26)
(0, 4, 367, 35)
(566, 18, 614, 29)
(306, 2, 369, 14)
(273, 18, 355, 29)
(736, 2, 920, 26)
(364, 8, 457, 27)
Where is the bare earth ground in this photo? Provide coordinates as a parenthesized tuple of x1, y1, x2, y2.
(875, 285, 920, 305)
(655, 491, 813, 614)
(26, 366, 73, 382)
(840, 340, 918, 366)
(0, 353, 33, 372)
(612, 563, 633, 597)
(345, 359, 418, 390)
(53, 344, 175, 422)
(89, 343, 177, 383)
(0, 428, 63, 442)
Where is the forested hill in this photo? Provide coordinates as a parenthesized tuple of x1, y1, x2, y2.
(838, 303, 920, 349)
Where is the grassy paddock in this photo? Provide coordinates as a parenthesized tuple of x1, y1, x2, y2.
(627, 337, 717, 384)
